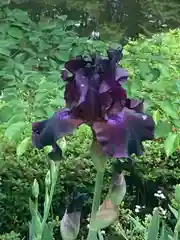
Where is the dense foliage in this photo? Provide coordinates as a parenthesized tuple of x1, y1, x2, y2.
(0, 6, 180, 240)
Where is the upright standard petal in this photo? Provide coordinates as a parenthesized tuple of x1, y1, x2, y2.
(93, 108, 155, 158)
(32, 109, 84, 159)
(65, 57, 85, 74)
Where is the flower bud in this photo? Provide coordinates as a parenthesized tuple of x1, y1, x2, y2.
(50, 160, 57, 182)
(60, 193, 87, 240)
(60, 210, 81, 240)
(175, 184, 180, 204)
(45, 170, 51, 189)
(91, 199, 119, 231)
(108, 173, 126, 206)
(32, 179, 39, 199)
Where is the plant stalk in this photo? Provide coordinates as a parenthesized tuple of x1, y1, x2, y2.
(41, 162, 60, 235)
(87, 166, 106, 240)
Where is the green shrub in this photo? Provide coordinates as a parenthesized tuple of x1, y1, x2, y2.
(0, 232, 20, 240)
(122, 29, 180, 155)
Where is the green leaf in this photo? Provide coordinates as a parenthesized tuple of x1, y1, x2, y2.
(176, 80, 180, 91)
(147, 209, 160, 240)
(150, 68, 161, 81)
(0, 39, 18, 48)
(29, 198, 42, 237)
(14, 53, 26, 62)
(54, 50, 70, 62)
(168, 205, 178, 219)
(0, 105, 14, 123)
(155, 121, 172, 138)
(42, 223, 54, 240)
(12, 9, 31, 23)
(8, 27, 24, 39)
(139, 61, 150, 79)
(5, 121, 27, 140)
(0, 48, 10, 56)
(16, 137, 30, 157)
(164, 132, 178, 157)
(160, 101, 179, 119)
(153, 110, 160, 125)
(159, 223, 169, 240)
(38, 21, 57, 31)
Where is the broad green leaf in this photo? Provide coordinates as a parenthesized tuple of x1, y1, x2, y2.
(138, 61, 150, 79)
(0, 105, 14, 123)
(0, 39, 18, 48)
(12, 9, 31, 23)
(38, 21, 57, 31)
(5, 121, 27, 140)
(16, 137, 30, 157)
(173, 120, 180, 128)
(147, 209, 160, 240)
(7, 114, 25, 126)
(54, 50, 70, 62)
(0, 48, 10, 56)
(14, 53, 26, 62)
(164, 132, 178, 157)
(155, 121, 172, 138)
(8, 27, 24, 39)
(160, 101, 179, 119)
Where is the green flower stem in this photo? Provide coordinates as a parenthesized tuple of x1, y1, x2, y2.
(87, 166, 106, 240)
(41, 162, 60, 235)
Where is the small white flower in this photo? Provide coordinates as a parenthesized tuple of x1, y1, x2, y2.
(87, 224, 90, 229)
(101, 230, 106, 235)
(154, 193, 159, 197)
(74, 22, 81, 27)
(135, 208, 140, 213)
(135, 205, 141, 209)
(157, 190, 162, 194)
(91, 31, 100, 39)
(159, 193, 166, 199)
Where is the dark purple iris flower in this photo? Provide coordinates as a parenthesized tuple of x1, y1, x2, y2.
(32, 48, 154, 160)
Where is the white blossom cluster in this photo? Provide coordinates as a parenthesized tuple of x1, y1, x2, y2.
(154, 190, 166, 199)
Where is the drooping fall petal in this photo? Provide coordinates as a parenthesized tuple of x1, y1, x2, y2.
(32, 109, 84, 160)
(93, 107, 154, 158)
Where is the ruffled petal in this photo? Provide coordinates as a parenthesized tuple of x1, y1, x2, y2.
(116, 67, 128, 83)
(93, 108, 155, 158)
(65, 57, 85, 74)
(32, 109, 84, 160)
(125, 99, 144, 113)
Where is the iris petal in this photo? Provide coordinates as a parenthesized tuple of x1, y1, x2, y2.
(65, 57, 85, 74)
(116, 67, 128, 83)
(93, 108, 154, 158)
(125, 99, 144, 113)
(32, 109, 84, 159)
